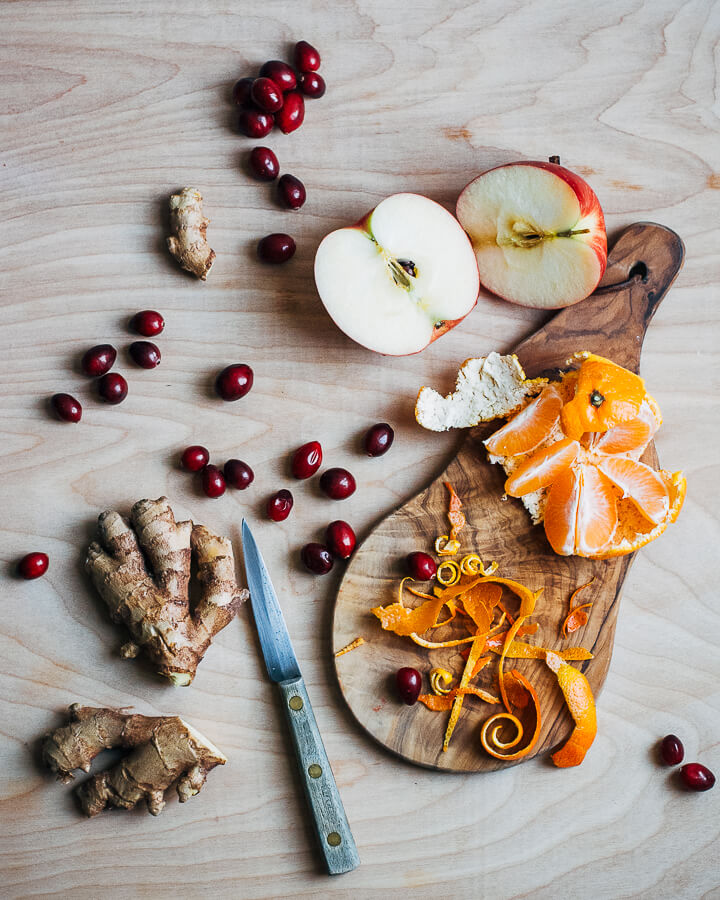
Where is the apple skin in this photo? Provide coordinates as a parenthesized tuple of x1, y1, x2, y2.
(457, 161, 607, 310)
(314, 193, 480, 356)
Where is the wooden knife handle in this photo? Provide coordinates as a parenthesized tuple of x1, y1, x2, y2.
(278, 677, 360, 875)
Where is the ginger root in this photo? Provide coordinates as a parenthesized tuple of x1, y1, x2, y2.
(167, 187, 215, 279)
(85, 497, 247, 685)
(42, 704, 226, 816)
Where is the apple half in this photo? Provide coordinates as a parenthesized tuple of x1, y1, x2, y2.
(314, 193, 480, 355)
(456, 161, 607, 309)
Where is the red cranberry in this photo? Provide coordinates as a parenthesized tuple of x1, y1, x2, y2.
(660, 734, 685, 766)
(278, 174, 306, 210)
(51, 393, 82, 423)
(301, 543, 334, 575)
(18, 552, 49, 580)
(129, 341, 161, 369)
(299, 72, 325, 98)
(239, 109, 274, 138)
(215, 364, 254, 401)
(181, 445, 210, 472)
(276, 91, 304, 134)
(257, 233, 296, 264)
(130, 310, 164, 336)
(201, 464, 226, 498)
(81, 344, 117, 377)
(396, 667, 421, 705)
(320, 468, 356, 500)
(291, 441, 322, 479)
(249, 146, 279, 181)
(267, 489, 293, 522)
(325, 521, 356, 559)
(97, 373, 128, 405)
(294, 40, 321, 73)
(251, 77, 284, 113)
(258, 60, 297, 92)
(406, 551, 437, 581)
(232, 77, 255, 106)
(224, 459, 254, 490)
(680, 763, 715, 791)
(364, 422, 394, 457)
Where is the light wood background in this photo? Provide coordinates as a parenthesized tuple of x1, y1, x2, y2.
(1, 2, 718, 898)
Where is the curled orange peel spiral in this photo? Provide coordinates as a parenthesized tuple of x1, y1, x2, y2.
(480, 669, 542, 760)
(545, 650, 597, 767)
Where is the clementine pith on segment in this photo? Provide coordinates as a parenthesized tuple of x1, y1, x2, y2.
(485, 353, 685, 558)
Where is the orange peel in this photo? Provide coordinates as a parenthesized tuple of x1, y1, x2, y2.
(480, 669, 541, 760)
(546, 650, 597, 767)
(334, 636, 365, 657)
(429, 667, 454, 695)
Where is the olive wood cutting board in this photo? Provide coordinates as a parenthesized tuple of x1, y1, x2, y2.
(333, 222, 684, 772)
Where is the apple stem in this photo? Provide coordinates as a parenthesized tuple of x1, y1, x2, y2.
(549, 155, 560, 164)
(557, 228, 590, 238)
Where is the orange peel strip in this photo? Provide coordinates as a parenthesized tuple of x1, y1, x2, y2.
(561, 578, 595, 637)
(371, 578, 449, 637)
(430, 667, 454, 695)
(488, 640, 593, 661)
(437, 561, 460, 586)
(334, 636, 365, 658)
(435, 535, 461, 556)
(418, 685, 500, 712)
(480, 669, 542, 760)
(546, 651, 597, 767)
(443, 627, 489, 751)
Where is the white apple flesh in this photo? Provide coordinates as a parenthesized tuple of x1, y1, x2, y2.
(314, 193, 479, 355)
(456, 161, 607, 309)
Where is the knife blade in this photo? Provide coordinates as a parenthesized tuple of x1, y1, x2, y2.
(241, 520, 360, 876)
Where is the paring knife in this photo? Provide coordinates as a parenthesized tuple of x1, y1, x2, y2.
(241, 520, 360, 875)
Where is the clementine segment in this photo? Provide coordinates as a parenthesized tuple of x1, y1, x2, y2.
(592, 396, 661, 455)
(505, 437, 580, 497)
(485, 384, 562, 456)
(596, 456, 670, 525)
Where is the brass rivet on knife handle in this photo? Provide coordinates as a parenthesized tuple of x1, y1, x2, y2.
(289, 695, 304, 711)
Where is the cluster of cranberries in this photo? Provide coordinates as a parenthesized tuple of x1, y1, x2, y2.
(232, 41, 325, 265)
(180, 445, 254, 499)
(264, 423, 394, 576)
(50, 310, 165, 422)
(659, 734, 715, 791)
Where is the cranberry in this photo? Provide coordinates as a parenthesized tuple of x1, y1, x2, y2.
(276, 91, 304, 134)
(299, 72, 325, 98)
(319, 467, 356, 500)
(396, 667, 421, 705)
(231, 77, 255, 106)
(364, 422, 394, 457)
(51, 393, 82, 423)
(406, 551, 436, 581)
(239, 109, 274, 138)
(181, 445, 210, 472)
(201, 464, 226, 498)
(660, 734, 685, 766)
(301, 543, 334, 575)
(251, 77, 284, 113)
(291, 441, 322, 479)
(258, 60, 297, 92)
(129, 341, 161, 369)
(267, 489, 293, 522)
(215, 364, 254, 401)
(294, 40, 321, 73)
(224, 459, 254, 490)
(325, 521, 356, 559)
(257, 233, 296, 264)
(81, 344, 117, 377)
(130, 310, 164, 337)
(18, 552, 49, 580)
(680, 763, 715, 791)
(97, 373, 128, 405)
(249, 146, 279, 181)
(278, 174, 306, 210)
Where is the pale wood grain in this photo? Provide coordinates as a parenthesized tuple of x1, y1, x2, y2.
(0, 0, 718, 897)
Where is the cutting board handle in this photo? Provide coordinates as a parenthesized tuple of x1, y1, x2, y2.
(514, 222, 685, 375)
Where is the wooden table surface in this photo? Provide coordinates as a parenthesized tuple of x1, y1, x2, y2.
(1, 2, 718, 897)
